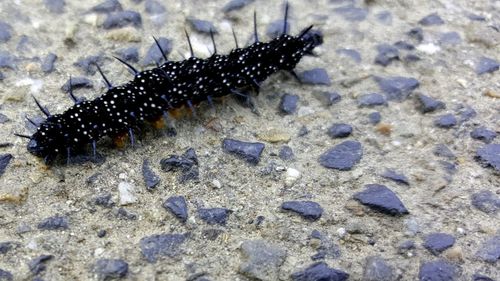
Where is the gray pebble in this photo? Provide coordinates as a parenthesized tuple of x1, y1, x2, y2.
(94, 193, 115, 208)
(415, 93, 445, 113)
(475, 144, 500, 171)
(0, 71, 4, 80)
(90, 0, 123, 13)
(73, 55, 104, 75)
(187, 17, 217, 34)
(418, 13, 444, 26)
(162, 196, 188, 223)
(310, 231, 340, 260)
(397, 240, 415, 254)
(456, 104, 476, 122)
(43, 0, 65, 14)
(41, 53, 57, 73)
(160, 148, 199, 183)
(278, 145, 294, 161)
(333, 5, 368, 22)
(327, 123, 352, 138)
(0, 269, 12, 281)
(407, 27, 424, 42)
(0, 51, 16, 69)
(298, 68, 331, 85)
(470, 127, 497, 143)
(439, 31, 461, 45)
(115, 47, 139, 62)
(222, 0, 255, 13)
(61, 76, 93, 93)
(37, 216, 69, 230)
(472, 273, 495, 281)
(222, 138, 265, 165)
(314, 91, 341, 106)
(0, 21, 13, 43)
(142, 37, 171, 66)
(381, 169, 409, 186)
(368, 112, 381, 124)
(292, 262, 349, 281)
(28, 254, 54, 274)
(336, 48, 362, 63)
(281, 201, 323, 221)
(394, 41, 415, 50)
(139, 233, 188, 263)
(103, 10, 142, 29)
(145, 0, 166, 15)
(0, 154, 13, 177)
(375, 76, 419, 101)
(239, 240, 287, 281)
(97, 230, 106, 237)
(353, 184, 409, 215)
(476, 57, 499, 75)
(475, 236, 500, 263)
(0, 242, 15, 254)
(434, 114, 457, 128)
(319, 140, 363, 171)
(116, 208, 137, 220)
(357, 93, 387, 107)
(362, 256, 393, 281)
(418, 260, 456, 281)
(279, 93, 299, 114)
(471, 190, 499, 215)
(376, 11, 392, 25)
(433, 144, 455, 159)
(423, 233, 456, 255)
(198, 208, 231, 226)
(95, 259, 128, 279)
(374, 44, 399, 66)
(142, 159, 160, 189)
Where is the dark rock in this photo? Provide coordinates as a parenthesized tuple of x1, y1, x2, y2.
(398, 240, 415, 254)
(434, 114, 457, 128)
(281, 201, 323, 221)
(327, 123, 353, 138)
(0, 154, 13, 177)
(142, 159, 160, 189)
(239, 240, 287, 281)
(471, 190, 500, 214)
(292, 262, 349, 281)
(407, 27, 424, 42)
(423, 233, 455, 255)
(43, 0, 65, 13)
(439, 32, 461, 45)
(37, 216, 69, 230)
(416, 93, 445, 113)
(202, 228, 224, 241)
(222, 0, 255, 13)
(476, 57, 499, 75)
(439, 161, 457, 175)
(314, 91, 341, 106)
(467, 14, 486, 21)
(333, 5, 368, 22)
(140, 233, 188, 263)
(90, 0, 123, 13)
(357, 93, 387, 107)
(0, 242, 15, 254)
(310, 231, 340, 260)
(336, 48, 362, 63)
(198, 208, 231, 226)
(298, 68, 331, 85)
(375, 44, 399, 66)
(433, 144, 456, 159)
(381, 169, 409, 186)
(394, 41, 415, 50)
(162, 196, 188, 222)
(142, 37, 171, 66)
(470, 127, 497, 143)
(353, 184, 409, 215)
(222, 139, 265, 165)
(41, 53, 57, 73)
(95, 259, 128, 279)
(418, 260, 456, 281)
(368, 112, 381, 124)
(61, 76, 93, 93)
(472, 273, 495, 281)
(160, 148, 199, 183)
(187, 18, 217, 34)
(0, 71, 4, 80)
(145, 0, 166, 15)
(0, 21, 13, 43)
(116, 208, 137, 220)
(0, 269, 12, 281)
(456, 104, 476, 122)
(363, 256, 393, 281)
(28, 255, 53, 274)
(375, 76, 419, 101)
(103, 10, 142, 29)
(94, 193, 115, 208)
(376, 11, 392, 25)
(278, 145, 294, 161)
(97, 230, 106, 238)
(475, 236, 500, 263)
(266, 20, 289, 39)
(0, 51, 16, 69)
(298, 126, 309, 137)
(115, 47, 139, 63)
(475, 144, 500, 171)
(419, 13, 444, 25)
(279, 93, 299, 114)
(73, 55, 104, 75)
(319, 140, 363, 171)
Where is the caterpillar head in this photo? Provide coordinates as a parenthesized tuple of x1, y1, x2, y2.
(300, 27, 323, 55)
(27, 117, 65, 163)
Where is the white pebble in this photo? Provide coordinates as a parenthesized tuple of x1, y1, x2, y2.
(212, 179, 222, 189)
(336, 227, 346, 238)
(285, 167, 301, 187)
(416, 43, 441, 54)
(118, 182, 137, 205)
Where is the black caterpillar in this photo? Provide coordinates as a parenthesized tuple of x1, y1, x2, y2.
(16, 3, 323, 165)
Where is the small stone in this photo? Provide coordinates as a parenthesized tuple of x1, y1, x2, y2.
(116, 207, 137, 220)
(475, 144, 500, 171)
(0, 269, 12, 281)
(476, 57, 499, 75)
(472, 273, 495, 281)
(434, 114, 457, 128)
(73, 55, 104, 75)
(118, 182, 137, 205)
(357, 93, 387, 107)
(90, 0, 123, 13)
(239, 240, 287, 281)
(0, 154, 13, 177)
(142, 159, 160, 189)
(279, 145, 294, 161)
(94, 193, 115, 208)
(476, 236, 500, 263)
(375, 76, 419, 101)
(336, 48, 362, 63)
(471, 190, 500, 214)
(363, 256, 393, 281)
(418, 260, 456, 281)
(470, 127, 497, 143)
(0, 51, 16, 69)
(433, 144, 455, 159)
(279, 93, 299, 114)
(187, 18, 217, 34)
(28, 254, 54, 274)
(398, 240, 415, 254)
(145, 0, 166, 15)
(292, 262, 349, 281)
(37, 216, 69, 230)
(415, 93, 445, 113)
(368, 112, 381, 125)
(327, 123, 352, 138)
(222, 139, 265, 165)
(139, 233, 188, 263)
(0, 242, 15, 254)
(333, 5, 368, 22)
(43, 0, 65, 13)
(376, 10, 392, 25)
(222, 0, 255, 13)
(439, 32, 461, 45)
(97, 230, 106, 237)
(266, 20, 289, 39)
(457, 105, 477, 122)
(162, 196, 188, 223)
(198, 208, 231, 226)
(394, 41, 415, 50)
(310, 232, 341, 260)
(423, 233, 456, 255)
(298, 68, 331, 85)
(41, 53, 57, 73)
(419, 13, 444, 26)
(374, 44, 399, 66)
(115, 47, 139, 62)
(0, 21, 13, 43)
(60, 76, 93, 93)
(103, 11, 142, 29)
(95, 259, 128, 279)
(319, 140, 363, 171)
(281, 201, 323, 221)
(298, 126, 309, 137)
(381, 169, 409, 186)
(407, 27, 424, 42)
(142, 37, 171, 66)
(160, 148, 199, 183)
(353, 184, 409, 215)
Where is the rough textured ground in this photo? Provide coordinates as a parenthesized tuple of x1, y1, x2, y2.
(0, 0, 499, 280)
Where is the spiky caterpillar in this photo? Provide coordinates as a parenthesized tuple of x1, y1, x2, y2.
(17, 5, 323, 165)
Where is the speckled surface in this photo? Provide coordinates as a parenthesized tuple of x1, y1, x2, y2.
(0, 0, 499, 280)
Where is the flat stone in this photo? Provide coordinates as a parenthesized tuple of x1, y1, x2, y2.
(319, 140, 363, 171)
(41, 53, 57, 73)
(0, 21, 13, 43)
(363, 256, 393, 281)
(0, 269, 12, 281)
(418, 260, 456, 281)
(353, 184, 409, 215)
(472, 273, 495, 281)
(476, 57, 499, 75)
(93, 193, 115, 208)
(439, 32, 461, 45)
(115, 47, 139, 62)
(470, 127, 497, 143)
(475, 144, 500, 171)
(43, 0, 65, 13)
(73, 55, 105, 75)
(416, 93, 445, 113)
(239, 240, 287, 281)
(394, 41, 415, 50)
(103, 10, 142, 29)
(198, 208, 231, 226)
(376, 11, 392, 25)
(433, 144, 456, 159)
(0, 113, 10, 123)
(60, 76, 93, 93)
(187, 17, 217, 34)
(0, 51, 17, 69)
(28, 254, 54, 274)
(116, 207, 137, 220)
(374, 44, 399, 66)
(118, 182, 137, 205)
(298, 68, 331, 85)
(434, 114, 457, 128)
(419, 13, 444, 25)
(222, 139, 265, 165)
(368, 112, 381, 125)
(471, 190, 500, 214)
(37, 215, 69, 230)
(142, 37, 172, 66)
(95, 259, 128, 279)
(281, 201, 323, 221)
(90, 0, 123, 13)
(222, 0, 255, 13)
(162, 196, 188, 222)
(145, 0, 166, 15)
(279, 145, 294, 161)
(292, 262, 349, 281)
(140, 233, 188, 263)
(0, 154, 13, 177)
(160, 148, 199, 183)
(142, 159, 160, 189)
(407, 27, 424, 42)
(327, 123, 353, 138)
(336, 48, 362, 63)
(423, 233, 456, 255)
(333, 5, 368, 22)
(381, 169, 409, 186)
(375, 76, 419, 101)
(476, 236, 500, 263)
(310, 231, 341, 260)
(279, 93, 299, 114)
(0, 242, 15, 254)
(314, 91, 342, 106)
(357, 93, 387, 107)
